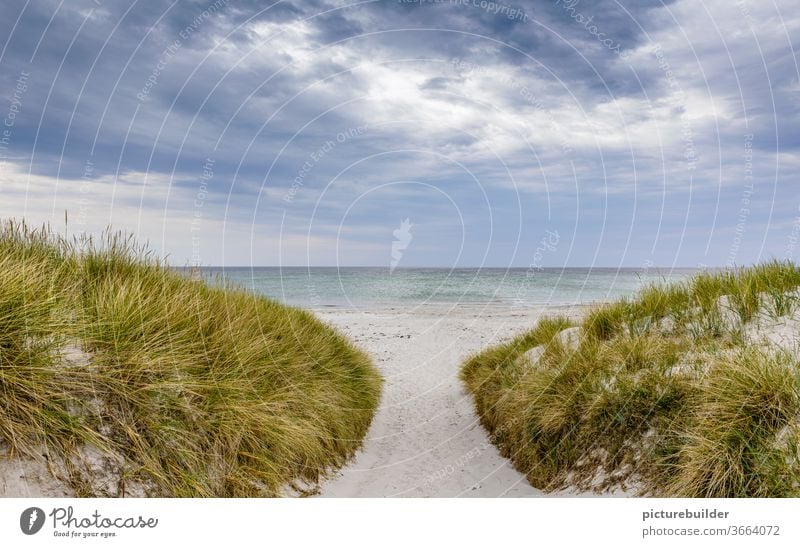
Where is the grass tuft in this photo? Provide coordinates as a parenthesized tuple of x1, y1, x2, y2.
(667, 349, 800, 497)
(462, 262, 800, 496)
(0, 219, 381, 496)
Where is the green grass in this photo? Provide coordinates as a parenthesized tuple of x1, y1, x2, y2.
(461, 261, 800, 497)
(667, 348, 800, 497)
(0, 220, 381, 496)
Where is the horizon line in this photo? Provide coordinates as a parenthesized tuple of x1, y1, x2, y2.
(182, 265, 710, 270)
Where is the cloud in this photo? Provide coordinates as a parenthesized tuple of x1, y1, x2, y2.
(0, 0, 797, 266)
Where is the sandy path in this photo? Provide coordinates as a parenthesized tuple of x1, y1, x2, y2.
(316, 305, 584, 498)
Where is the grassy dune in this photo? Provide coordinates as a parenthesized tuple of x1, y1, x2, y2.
(462, 262, 800, 497)
(0, 220, 381, 496)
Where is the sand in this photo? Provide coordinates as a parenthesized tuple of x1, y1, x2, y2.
(316, 303, 587, 498)
(0, 445, 72, 497)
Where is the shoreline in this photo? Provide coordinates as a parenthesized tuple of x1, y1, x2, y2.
(306, 301, 598, 315)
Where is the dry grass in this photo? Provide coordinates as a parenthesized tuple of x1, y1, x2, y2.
(0, 220, 381, 496)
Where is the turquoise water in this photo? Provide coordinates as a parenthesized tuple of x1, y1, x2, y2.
(197, 267, 696, 310)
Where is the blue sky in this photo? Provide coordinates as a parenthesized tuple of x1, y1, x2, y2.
(0, 0, 798, 268)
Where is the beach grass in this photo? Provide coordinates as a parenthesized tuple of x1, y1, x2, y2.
(0, 220, 381, 496)
(461, 261, 800, 497)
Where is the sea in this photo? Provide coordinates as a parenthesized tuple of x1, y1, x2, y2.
(196, 267, 698, 310)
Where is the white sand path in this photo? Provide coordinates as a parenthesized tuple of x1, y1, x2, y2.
(316, 305, 585, 498)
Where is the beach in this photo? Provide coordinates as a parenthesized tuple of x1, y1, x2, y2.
(316, 304, 588, 497)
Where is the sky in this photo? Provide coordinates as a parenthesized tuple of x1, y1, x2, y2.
(0, 0, 798, 268)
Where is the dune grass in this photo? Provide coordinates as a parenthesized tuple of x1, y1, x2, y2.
(461, 261, 800, 497)
(0, 220, 381, 496)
